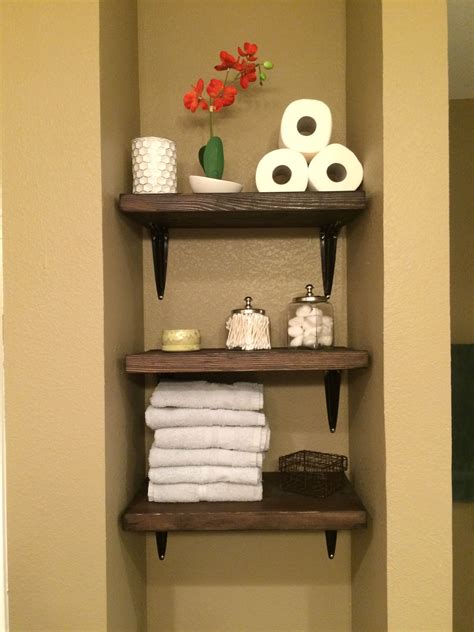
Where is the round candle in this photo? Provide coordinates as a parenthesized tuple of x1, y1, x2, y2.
(161, 329, 201, 352)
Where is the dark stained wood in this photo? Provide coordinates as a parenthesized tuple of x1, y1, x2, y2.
(122, 473, 368, 532)
(125, 347, 370, 374)
(119, 191, 366, 228)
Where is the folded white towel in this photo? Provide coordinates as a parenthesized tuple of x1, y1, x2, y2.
(149, 447, 263, 468)
(148, 480, 263, 503)
(153, 425, 270, 453)
(145, 406, 265, 429)
(150, 380, 263, 411)
(148, 465, 261, 485)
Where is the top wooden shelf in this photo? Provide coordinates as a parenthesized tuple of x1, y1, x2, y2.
(119, 191, 366, 228)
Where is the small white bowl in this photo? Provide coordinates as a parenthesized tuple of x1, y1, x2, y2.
(189, 175, 243, 193)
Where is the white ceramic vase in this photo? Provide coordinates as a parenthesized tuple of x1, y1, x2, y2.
(132, 137, 177, 194)
(189, 175, 243, 194)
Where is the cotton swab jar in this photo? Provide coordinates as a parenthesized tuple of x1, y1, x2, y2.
(226, 297, 271, 351)
(287, 284, 334, 349)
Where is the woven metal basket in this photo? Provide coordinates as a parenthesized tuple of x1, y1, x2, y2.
(279, 450, 348, 498)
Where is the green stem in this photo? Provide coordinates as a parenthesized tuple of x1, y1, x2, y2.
(209, 108, 214, 139)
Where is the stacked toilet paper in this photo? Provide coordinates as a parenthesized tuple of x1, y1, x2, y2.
(255, 99, 363, 193)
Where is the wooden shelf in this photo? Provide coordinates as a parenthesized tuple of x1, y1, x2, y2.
(119, 191, 366, 229)
(125, 347, 369, 374)
(122, 473, 368, 533)
(119, 190, 366, 300)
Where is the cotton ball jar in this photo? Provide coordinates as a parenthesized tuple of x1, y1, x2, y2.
(287, 283, 334, 349)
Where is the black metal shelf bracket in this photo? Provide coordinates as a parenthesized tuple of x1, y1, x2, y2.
(325, 530, 337, 559)
(320, 223, 341, 298)
(324, 370, 342, 433)
(154, 530, 338, 560)
(150, 225, 169, 300)
(156, 531, 168, 560)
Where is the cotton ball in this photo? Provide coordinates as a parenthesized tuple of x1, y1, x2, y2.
(303, 334, 317, 348)
(318, 334, 333, 346)
(288, 325, 304, 338)
(302, 320, 316, 334)
(296, 305, 312, 318)
(288, 316, 305, 327)
(290, 335, 304, 347)
(322, 315, 333, 327)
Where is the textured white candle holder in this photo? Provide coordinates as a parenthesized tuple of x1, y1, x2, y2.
(132, 137, 177, 194)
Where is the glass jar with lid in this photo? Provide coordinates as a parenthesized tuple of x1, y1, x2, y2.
(226, 296, 271, 350)
(287, 284, 334, 348)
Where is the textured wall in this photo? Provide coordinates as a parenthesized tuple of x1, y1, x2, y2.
(3, 1, 146, 629)
(138, 1, 352, 630)
(346, 2, 387, 630)
(2, 3, 108, 629)
(449, 98, 474, 632)
(449, 99, 474, 345)
(348, 1, 452, 630)
(382, 1, 452, 630)
(99, 1, 147, 630)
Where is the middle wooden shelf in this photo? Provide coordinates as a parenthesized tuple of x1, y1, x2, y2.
(125, 346, 369, 373)
(125, 347, 369, 433)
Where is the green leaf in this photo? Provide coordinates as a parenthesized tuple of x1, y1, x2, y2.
(198, 145, 206, 171)
(203, 136, 224, 179)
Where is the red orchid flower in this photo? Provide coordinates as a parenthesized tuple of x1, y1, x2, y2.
(238, 42, 258, 61)
(214, 51, 242, 72)
(239, 61, 257, 89)
(214, 86, 238, 110)
(206, 79, 238, 111)
(183, 79, 208, 112)
(206, 78, 225, 98)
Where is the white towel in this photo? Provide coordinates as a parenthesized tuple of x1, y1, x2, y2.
(148, 480, 263, 502)
(145, 406, 265, 429)
(153, 425, 271, 453)
(148, 465, 261, 485)
(149, 447, 263, 468)
(150, 380, 263, 411)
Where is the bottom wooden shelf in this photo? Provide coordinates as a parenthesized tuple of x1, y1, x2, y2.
(122, 472, 367, 532)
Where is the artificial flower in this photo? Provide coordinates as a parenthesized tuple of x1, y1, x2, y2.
(238, 42, 258, 61)
(183, 79, 208, 112)
(239, 61, 257, 89)
(183, 42, 273, 179)
(213, 87, 238, 111)
(214, 51, 242, 72)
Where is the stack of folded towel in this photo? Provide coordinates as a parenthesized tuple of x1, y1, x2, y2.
(146, 380, 270, 503)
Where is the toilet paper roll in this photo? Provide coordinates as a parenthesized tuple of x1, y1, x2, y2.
(279, 99, 332, 161)
(132, 137, 177, 194)
(308, 143, 363, 192)
(255, 148, 308, 192)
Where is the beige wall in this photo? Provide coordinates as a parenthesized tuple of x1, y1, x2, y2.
(99, 1, 147, 630)
(1, 1, 454, 630)
(348, 1, 452, 630)
(2, 1, 145, 630)
(138, 1, 352, 630)
(383, 3, 451, 628)
(2, 2, 107, 629)
(449, 99, 474, 345)
(346, 2, 387, 629)
(449, 98, 474, 632)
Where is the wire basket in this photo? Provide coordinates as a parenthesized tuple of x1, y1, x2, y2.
(278, 450, 348, 498)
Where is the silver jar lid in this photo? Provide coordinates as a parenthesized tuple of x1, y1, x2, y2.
(232, 296, 265, 315)
(292, 284, 326, 303)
